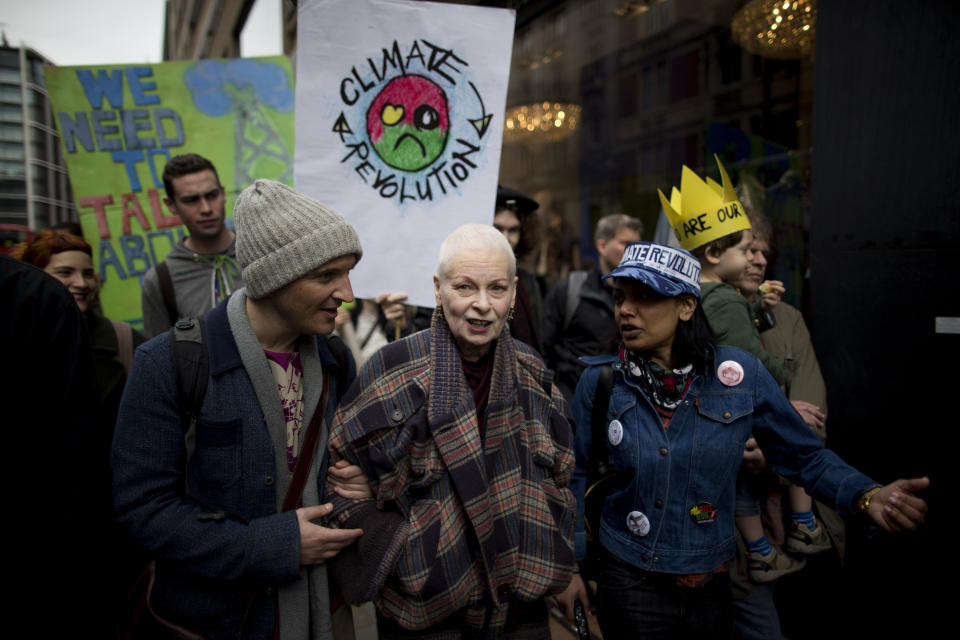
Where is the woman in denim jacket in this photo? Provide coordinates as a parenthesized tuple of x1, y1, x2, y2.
(557, 242, 928, 639)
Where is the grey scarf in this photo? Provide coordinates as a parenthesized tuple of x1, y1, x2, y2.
(227, 289, 333, 640)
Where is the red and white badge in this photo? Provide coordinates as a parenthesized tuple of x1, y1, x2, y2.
(717, 360, 744, 387)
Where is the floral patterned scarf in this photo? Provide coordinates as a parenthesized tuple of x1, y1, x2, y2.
(620, 345, 694, 411)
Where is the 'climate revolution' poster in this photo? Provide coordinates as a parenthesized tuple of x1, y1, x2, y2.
(295, 0, 516, 307)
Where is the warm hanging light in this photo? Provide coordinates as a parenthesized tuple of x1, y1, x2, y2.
(731, 0, 817, 59)
(503, 101, 581, 145)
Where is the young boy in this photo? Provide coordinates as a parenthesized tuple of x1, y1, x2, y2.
(659, 157, 827, 584)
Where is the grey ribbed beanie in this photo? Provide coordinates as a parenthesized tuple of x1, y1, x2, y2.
(234, 179, 362, 298)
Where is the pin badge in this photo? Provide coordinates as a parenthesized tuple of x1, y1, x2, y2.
(717, 360, 744, 387)
(689, 502, 718, 525)
(626, 511, 650, 537)
(607, 419, 623, 446)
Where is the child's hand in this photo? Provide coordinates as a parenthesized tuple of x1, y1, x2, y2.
(758, 280, 784, 312)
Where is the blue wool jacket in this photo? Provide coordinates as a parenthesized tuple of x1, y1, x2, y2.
(112, 297, 353, 640)
(571, 345, 876, 575)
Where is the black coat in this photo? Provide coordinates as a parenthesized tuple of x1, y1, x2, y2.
(542, 264, 620, 402)
(0, 255, 112, 634)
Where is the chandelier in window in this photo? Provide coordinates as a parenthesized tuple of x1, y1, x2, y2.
(731, 0, 817, 59)
(503, 101, 581, 145)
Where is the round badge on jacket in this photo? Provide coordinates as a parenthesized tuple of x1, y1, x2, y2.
(626, 511, 650, 537)
(717, 360, 744, 387)
(607, 419, 624, 446)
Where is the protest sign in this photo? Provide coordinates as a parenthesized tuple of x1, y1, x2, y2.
(45, 56, 295, 326)
(295, 0, 515, 307)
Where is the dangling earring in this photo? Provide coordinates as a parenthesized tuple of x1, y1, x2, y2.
(436, 304, 444, 319)
(507, 307, 515, 321)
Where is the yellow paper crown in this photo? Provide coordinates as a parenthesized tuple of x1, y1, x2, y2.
(658, 155, 751, 251)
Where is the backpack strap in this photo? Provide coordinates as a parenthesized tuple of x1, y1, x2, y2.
(169, 317, 208, 463)
(156, 260, 179, 326)
(581, 363, 617, 581)
(564, 270, 589, 331)
(589, 364, 615, 477)
(110, 319, 134, 375)
(323, 333, 352, 402)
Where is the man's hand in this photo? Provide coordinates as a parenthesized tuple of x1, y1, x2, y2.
(327, 459, 374, 500)
(791, 400, 826, 432)
(866, 477, 930, 534)
(742, 437, 767, 473)
(377, 292, 409, 328)
(296, 504, 363, 565)
(758, 280, 784, 312)
(555, 573, 590, 623)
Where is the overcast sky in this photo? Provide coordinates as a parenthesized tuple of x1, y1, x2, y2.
(1, 0, 283, 66)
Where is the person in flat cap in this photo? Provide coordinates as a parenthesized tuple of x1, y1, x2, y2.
(113, 179, 372, 640)
(556, 241, 929, 639)
(494, 185, 545, 354)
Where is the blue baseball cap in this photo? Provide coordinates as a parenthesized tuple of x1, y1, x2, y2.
(604, 242, 701, 299)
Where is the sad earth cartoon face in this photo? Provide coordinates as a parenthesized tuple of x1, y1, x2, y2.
(367, 75, 449, 172)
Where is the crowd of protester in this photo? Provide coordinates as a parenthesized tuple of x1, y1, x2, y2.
(2, 152, 928, 640)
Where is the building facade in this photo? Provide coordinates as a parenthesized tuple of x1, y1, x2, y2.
(499, 0, 813, 292)
(0, 44, 75, 247)
(163, 0, 257, 61)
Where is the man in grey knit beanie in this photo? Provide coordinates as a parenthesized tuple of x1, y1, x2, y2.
(113, 177, 370, 639)
(235, 179, 363, 299)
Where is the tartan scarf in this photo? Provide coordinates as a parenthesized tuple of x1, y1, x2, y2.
(428, 307, 516, 426)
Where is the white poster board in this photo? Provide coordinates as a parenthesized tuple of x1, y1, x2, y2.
(295, 0, 516, 307)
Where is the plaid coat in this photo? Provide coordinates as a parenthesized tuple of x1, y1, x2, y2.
(327, 312, 576, 633)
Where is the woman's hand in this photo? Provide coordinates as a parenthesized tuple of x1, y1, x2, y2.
(866, 477, 930, 534)
(758, 280, 784, 312)
(377, 291, 409, 328)
(327, 459, 374, 500)
(555, 573, 590, 623)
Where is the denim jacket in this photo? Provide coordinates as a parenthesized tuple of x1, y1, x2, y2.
(571, 345, 875, 575)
